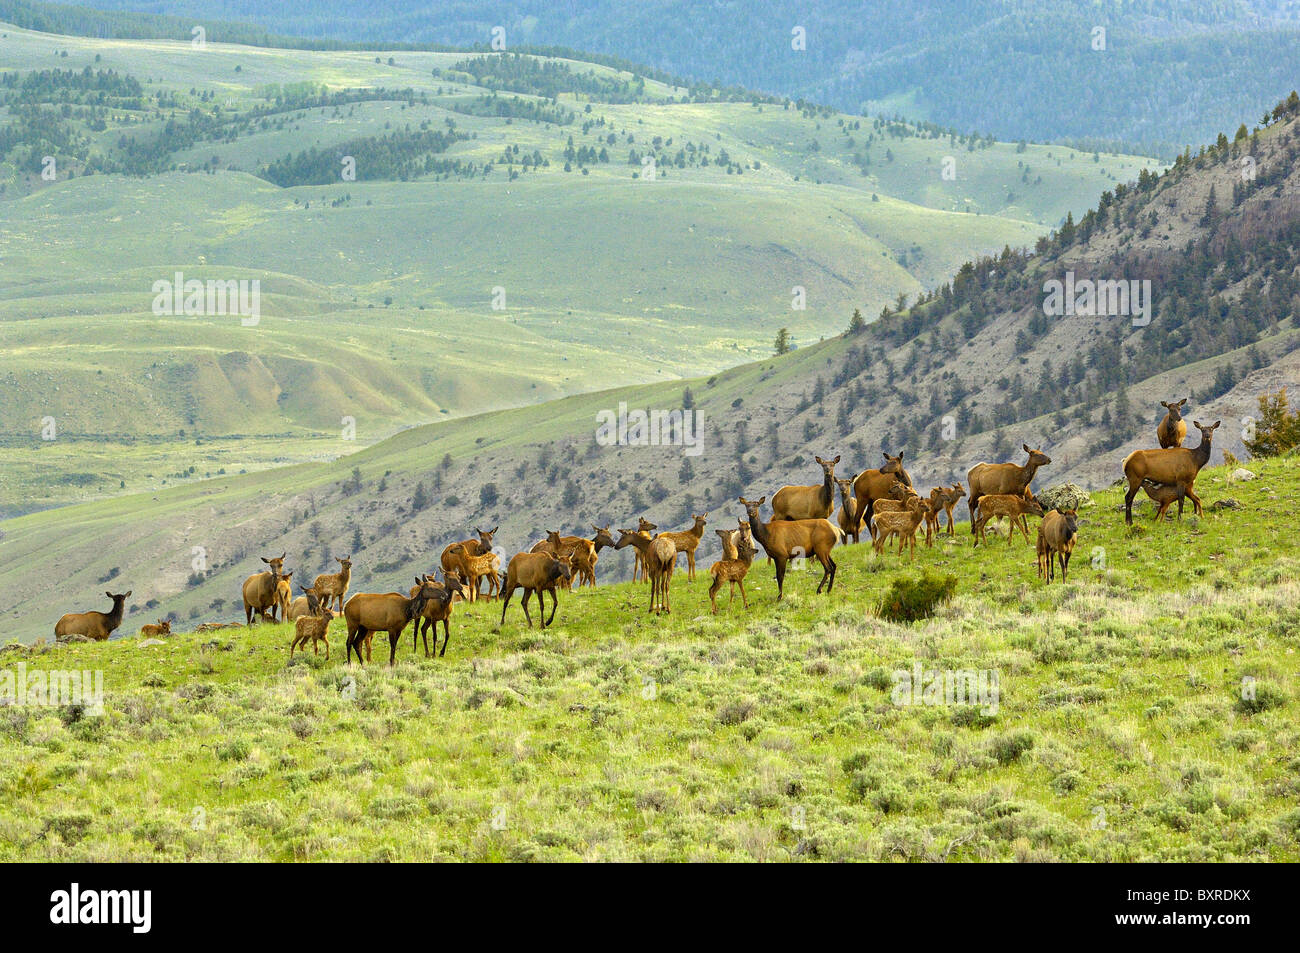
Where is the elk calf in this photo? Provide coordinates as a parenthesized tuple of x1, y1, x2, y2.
(707, 522, 757, 614)
(1037, 509, 1079, 583)
(290, 586, 334, 660)
(973, 493, 1045, 547)
(138, 619, 172, 638)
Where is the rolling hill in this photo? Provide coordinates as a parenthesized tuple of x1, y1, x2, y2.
(0, 20, 1159, 511)
(1, 93, 1296, 645)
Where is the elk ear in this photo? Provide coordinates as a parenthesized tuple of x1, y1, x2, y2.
(832, 455, 841, 464)
(125, 591, 132, 598)
(1179, 397, 1187, 406)
(106, 592, 112, 599)
(1192, 420, 1201, 428)
(261, 557, 270, 564)
(1022, 443, 1031, 453)
(815, 455, 823, 464)
(489, 526, 498, 535)
(1211, 420, 1221, 429)
(881, 452, 889, 461)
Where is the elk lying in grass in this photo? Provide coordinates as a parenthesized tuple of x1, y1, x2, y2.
(655, 513, 709, 580)
(772, 455, 839, 522)
(1122, 420, 1219, 524)
(972, 493, 1045, 547)
(740, 496, 840, 600)
(138, 618, 171, 638)
(968, 445, 1051, 534)
(311, 556, 352, 612)
(1037, 509, 1079, 583)
(290, 586, 333, 661)
(1157, 398, 1188, 448)
(707, 521, 758, 613)
(852, 453, 912, 540)
(55, 591, 132, 642)
(410, 571, 473, 657)
(871, 497, 929, 560)
(615, 529, 677, 613)
(342, 579, 443, 666)
(500, 553, 574, 627)
(834, 477, 862, 544)
(241, 552, 286, 625)
(1141, 479, 1191, 521)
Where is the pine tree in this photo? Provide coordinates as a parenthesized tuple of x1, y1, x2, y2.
(848, 307, 865, 333)
(774, 327, 792, 355)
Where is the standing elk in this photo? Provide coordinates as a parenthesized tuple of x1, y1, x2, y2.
(707, 520, 758, 613)
(834, 477, 861, 544)
(342, 579, 442, 666)
(410, 571, 473, 657)
(241, 552, 287, 625)
(440, 527, 497, 592)
(1157, 398, 1188, 449)
(312, 556, 353, 613)
(55, 591, 132, 642)
(500, 553, 574, 627)
(1122, 420, 1219, 524)
(772, 455, 840, 521)
(972, 493, 1045, 547)
(1037, 509, 1079, 583)
(655, 513, 709, 580)
(629, 517, 657, 582)
(290, 586, 334, 660)
(851, 452, 912, 540)
(615, 530, 677, 614)
(739, 496, 840, 600)
(968, 445, 1051, 534)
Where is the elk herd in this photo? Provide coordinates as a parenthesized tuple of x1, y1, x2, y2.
(49, 399, 1224, 661)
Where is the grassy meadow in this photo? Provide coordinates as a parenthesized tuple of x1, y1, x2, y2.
(2, 460, 1297, 861)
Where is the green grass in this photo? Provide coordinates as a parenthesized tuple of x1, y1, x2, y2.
(2, 462, 1296, 861)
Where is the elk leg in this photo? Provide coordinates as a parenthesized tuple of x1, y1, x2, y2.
(969, 495, 981, 534)
(521, 589, 534, 628)
(545, 588, 559, 627)
(1186, 487, 1203, 517)
(774, 558, 787, 601)
(387, 631, 399, 667)
(439, 618, 450, 657)
(499, 584, 514, 625)
(1123, 478, 1140, 524)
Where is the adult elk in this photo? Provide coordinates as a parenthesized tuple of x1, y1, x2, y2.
(1157, 398, 1188, 449)
(55, 591, 132, 642)
(851, 452, 911, 540)
(1122, 420, 1219, 524)
(241, 552, 286, 625)
(342, 578, 442, 666)
(772, 455, 839, 521)
(500, 553, 573, 627)
(614, 530, 677, 614)
(739, 496, 840, 601)
(968, 445, 1051, 534)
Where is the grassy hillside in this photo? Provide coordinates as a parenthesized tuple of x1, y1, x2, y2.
(0, 22, 1159, 510)
(2, 461, 1297, 861)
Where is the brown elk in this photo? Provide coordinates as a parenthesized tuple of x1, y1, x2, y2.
(1157, 398, 1188, 449)
(500, 552, 574, 627)
(871, 497, 929, 560)
(446, 547, 501, 601)
(936, 483, 966, 536)
(311, 556, 352, 613)
(628, 517, 657, 582)
(570, 525, 618, 587)
(851, 452, 912, 540)
(139, 618, 172, 638)
(290, 586, 334, 661)
(707, 521, 758, 613)
(1037, 509, 1079, 583)
(410, 571, 473, 657)
(615, 529, 677, 614)
(739, 496, 840, 600)
(274, 570, 295, 622)
(972, 493, 1045, 547)
(833, 477, 861, 544)
(342, 579, 442, 666)
(655, 513, 709, 580)
(440, 527, 497, 574)
(241, 552, 286, 625)
(1140, 479, 1190, 521)
(772, 455, 840, 521)
(55, 591, 132, 642)
(1122, 420, 1219, 524)
(968, 445, 1051, 534)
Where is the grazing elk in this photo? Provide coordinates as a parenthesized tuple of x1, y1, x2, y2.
(615, 529, 677, 614)
(312, 556, 353, 613)
(410, 571, 473, 657)
(655, 513, 709, 580)
(707, 521, 758, 614)
(772, 455, 840, 522)
(739, 496, 840, 600)
(1037, 509, 1079, 583)
(1157, 398, 1188, 449)
(55, 591, 132, 642)
(139, 618, 172, 638)
(972, 493, 1045, 547)
(500, 552, 574, 627)
(290, 586, 333, 661)
(851, 452, 912, 540)
(342, 579, 442, 666)
(968, 445, 1051, 534)
(1122, 420, 1219, 524)
(241, 552, 287, 625)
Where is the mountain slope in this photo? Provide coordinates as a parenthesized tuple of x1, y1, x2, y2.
(2, 95, 1297, 643)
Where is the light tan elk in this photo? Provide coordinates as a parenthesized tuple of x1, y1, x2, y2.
(274, 570, 295, 621)
(972, 493, 1045, 547)
(139, 618, 172, 638)
(571, 525, 619, 587)
(440, 527, 497, 574)
(500, 552, 574, 627)
(833, 477, 861, 544)
(935, 483, 966, 536)
(290, 586, 333, 661)
(1140, 479, 1191, 521)
(772, 455, 840, 521)
(968, 445, 1051, 534)
(872, 496, 929, 560)
(55, 591, 132, 642)
(447, 547, 502, 601)
(241, 552, 286, 625)
(410, 571, 473, 657)
(655, 513, 709, 580)
(1037, 509, 1079, 583)
(852, 452, 912, 540)
(342, 579, 443, 666)
(615, 529, 677, 613)
(1122, 420, 1219, 524)
(707, 520, 757, 613)
(1157, 398, 1188, 449)
(740, 496, 840, 600)
(311, 556, 352, 612)
(628, 517, 657, 582)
